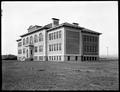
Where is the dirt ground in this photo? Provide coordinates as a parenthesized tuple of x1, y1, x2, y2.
(2, 60, 119, 90)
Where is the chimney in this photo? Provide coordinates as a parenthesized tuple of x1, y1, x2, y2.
(73, 22, 79, 26)
(52, 18, 59, 27)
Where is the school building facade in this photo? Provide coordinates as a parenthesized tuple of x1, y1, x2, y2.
(16, 18, 101, 61)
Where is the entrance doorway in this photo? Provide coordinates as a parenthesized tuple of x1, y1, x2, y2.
(68, 56, 70, 61)
(30, 49, 33, 60)
(75, 56, 78, 61)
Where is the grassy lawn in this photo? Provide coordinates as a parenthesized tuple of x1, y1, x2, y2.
(2, 60, 119, 90)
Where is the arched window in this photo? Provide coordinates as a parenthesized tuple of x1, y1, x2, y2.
(23, 38, 25, 45)
(26, 37, 29, 44)
(30, 36, 33, 44)
(39, 33, 43, 41)
(34, 34, 38, 43)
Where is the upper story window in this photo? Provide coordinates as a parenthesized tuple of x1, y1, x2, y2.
(59, 31, 61, 38)
(39, 33, 43, 42)
(83, 35, 86, 41)
(49, 34, 51, 40)
(54, 44, 56, 51)
(18, 42, 22, 47)
(34, 34, 38, 43)
(30, 36, 33, 44)
(51, 33, 53, 40)
(49, 45, 51, 51)
(95, 37, 98, 42)
(53, 32, 56, 39)
(59, 43, 61, 50)
(23, 48, 25, 54)
(18, 49, 22, 54)
(23, 38, 25, 45)
(56, 31, 59, 39)
(49, 31, 61, 41)
(51, 44, 53, 51)
(26, 37, 29, 44)
(56, 43, 58, 51)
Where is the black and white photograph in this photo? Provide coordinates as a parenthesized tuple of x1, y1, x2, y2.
(1, 1, 118, 90)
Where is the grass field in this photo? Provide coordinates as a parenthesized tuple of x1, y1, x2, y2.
(2, 60, 119, 90)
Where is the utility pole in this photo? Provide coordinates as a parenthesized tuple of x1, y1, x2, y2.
(106, 47, 109, 57)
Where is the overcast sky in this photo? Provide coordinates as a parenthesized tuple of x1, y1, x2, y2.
(1, 1, 118, 57)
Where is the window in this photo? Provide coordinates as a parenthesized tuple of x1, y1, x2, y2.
(57, 56, 58, 61)
(53, 32, 55, 39)
(88, 46, 90, 52)
(34, 34, 38, 43)
(59, 43, 61, 50)
(39, 45, 43, 52)
(56, 32, 57, 39)
(30, 36, 33, 44)
(26, 37, 29, 44)
(35, 46, 38, 52)
(34, 56, 38, 61)
(89, 46, 91, 52)
(59, 31, 61, 38)
(49, 34, 51, 40)
(56, 31, 59, 39)
(51, 44, 53, 51)
(54, 56, 55, 60)
(54, 44, 56, 51)
(92, 37, 94, 42)
(23, 48, 25, 54)
(49, 45, 51, 51)
(90, 36, 91, 42)
(49, 56, 51, 60)
(26, 50, 28, 58)
(94, 37, 97, 42)
(18, 42, 22, 47)
(51, 33, 53, 40)
(39, 56, 43, 61)
(52, 56, 53, 60)
(39, 33, 43, 41)
(59, 56, 61, 60)
(56, 43, 58, 51)
(84, 45, 87, 52)
(18, 49, 22, 54)
(86, 36, 88, 42)
(23, 38, 25, 45)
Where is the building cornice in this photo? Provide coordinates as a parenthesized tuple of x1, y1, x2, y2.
(16, 39, 22, 42)
(20, 22, 102, 38)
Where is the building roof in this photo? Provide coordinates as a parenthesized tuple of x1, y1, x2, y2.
(44, 23, 52, 29)
(81, 28, 102, 35)
(20, 22, 101, 37)
(16, 39, 22, 42)
(20, 26, 47, 37)
(47, 22, 101, 35)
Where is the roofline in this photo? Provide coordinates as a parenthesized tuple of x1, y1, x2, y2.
(16, 39, 21, 42)
(46, 23, 101, 35)
(20, 22, 102, 37)
(46, 23, 84, 32)
(20, 26, 47, 37)
(81, 30, 102, 35)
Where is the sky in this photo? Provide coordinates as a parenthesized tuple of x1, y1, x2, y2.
(1, 1, 118, 57)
